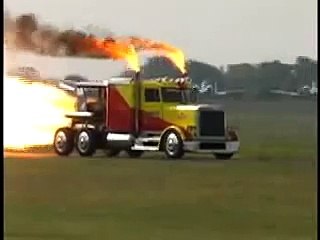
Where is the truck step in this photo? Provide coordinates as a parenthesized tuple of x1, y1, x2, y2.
(131, 145, 159, 151)
(136, 137, 160, 143)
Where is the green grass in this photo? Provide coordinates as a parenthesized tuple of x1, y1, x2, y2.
(221, 99, 317, 161)
(4, 100, 317, 240)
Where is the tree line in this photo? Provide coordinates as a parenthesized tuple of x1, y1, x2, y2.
(139, 56, 317, 98)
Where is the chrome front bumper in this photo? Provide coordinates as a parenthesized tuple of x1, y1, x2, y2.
(184, 141, 240, 154)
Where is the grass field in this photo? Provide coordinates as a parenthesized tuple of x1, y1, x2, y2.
(5, 100, 317, 240)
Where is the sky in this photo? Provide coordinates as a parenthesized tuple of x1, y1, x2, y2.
(5, 0, 318, 67)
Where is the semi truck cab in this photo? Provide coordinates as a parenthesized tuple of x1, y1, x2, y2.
(53, 76, 240, 159)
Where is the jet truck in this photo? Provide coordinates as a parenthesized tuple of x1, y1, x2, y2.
(53, 73, 240, 159)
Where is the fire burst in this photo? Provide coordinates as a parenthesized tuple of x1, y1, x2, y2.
(123, 37, 186, 74)
(77, 37, 140, 72)
(3, 36, 139, 150)
(4, 75, 76, 150)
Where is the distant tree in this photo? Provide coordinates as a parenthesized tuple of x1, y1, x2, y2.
(295, 56, 317, 87)
(225, 63, 257, 93)
(138, 57, 225, 89)
(188, 60, 224, 88)
(140, 57, 181, 78)
(256, 61, 293, 92)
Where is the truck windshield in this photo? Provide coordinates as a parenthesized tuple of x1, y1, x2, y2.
(161, 88, 196, 104)
(76, 87, 100, 98)
(76, 87, 105, 111)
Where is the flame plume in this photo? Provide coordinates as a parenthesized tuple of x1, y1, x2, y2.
(123, 37, 186, 74)
(4, 48, 76, 150)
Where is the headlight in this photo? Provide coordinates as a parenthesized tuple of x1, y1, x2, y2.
(226, 128, 238, 141)
(186, 126, 197, 137)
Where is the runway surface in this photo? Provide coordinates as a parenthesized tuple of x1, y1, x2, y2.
(4, 145, 55, 159)
(4, 151, 56, 159)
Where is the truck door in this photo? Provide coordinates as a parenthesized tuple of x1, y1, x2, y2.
(107, 85, 135, 132)
(140, 87, 163, 132)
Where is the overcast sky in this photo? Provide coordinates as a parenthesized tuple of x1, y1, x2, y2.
(5, 0, 318, 66)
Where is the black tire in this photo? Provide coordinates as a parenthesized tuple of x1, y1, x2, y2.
(163, 130, 184, 159)
(75, 129, 97, 156)
(214, 153, 233, 160)
(104, 149, 121, 157)
(53, 128, 74, 156)
(126, 150, 144, 158)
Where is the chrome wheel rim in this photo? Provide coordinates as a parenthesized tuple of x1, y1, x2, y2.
(55, 131, 67, 153)
(77, 131, 90, 153)
(166, 133, 179, 155)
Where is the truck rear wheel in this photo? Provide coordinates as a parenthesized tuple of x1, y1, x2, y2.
(214, 153, 233, 160)
(53, 128, 74, 156)
(76, 129, 97, 156)
(126, 150, 144, 158)
(163, 130, 184, 159)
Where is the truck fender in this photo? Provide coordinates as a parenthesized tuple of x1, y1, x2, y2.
(159, 126, 186, 150)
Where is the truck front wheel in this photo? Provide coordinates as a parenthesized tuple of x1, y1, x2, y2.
(163, 130, 184, 159)
(53, 128, 74, 156)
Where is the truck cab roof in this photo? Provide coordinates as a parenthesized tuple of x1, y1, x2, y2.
(76, 77, 132, 87)
(75, 77, 192, 88)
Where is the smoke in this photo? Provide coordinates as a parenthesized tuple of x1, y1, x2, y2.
(5, 14, 127, 58)
(4, 13, 186, 73)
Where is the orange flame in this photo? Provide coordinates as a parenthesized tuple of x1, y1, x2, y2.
(4, 75, 76, 149)
(124, 37, 186, 74)
(77, 37, 140, 72)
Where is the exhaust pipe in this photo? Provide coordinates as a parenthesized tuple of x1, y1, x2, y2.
(133, 71, 141, 136)
(181, 72, 188, 78)
(181, 71, 191, 82)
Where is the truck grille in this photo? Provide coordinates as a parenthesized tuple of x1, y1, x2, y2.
(199, 110, 225, 137)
